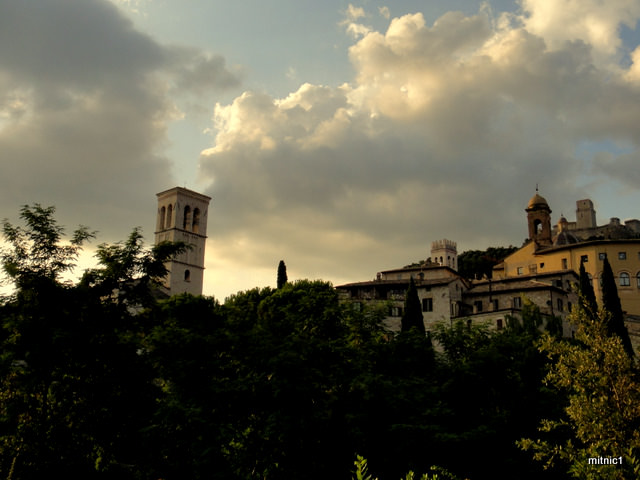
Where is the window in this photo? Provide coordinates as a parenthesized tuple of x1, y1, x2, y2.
(581, 255, 588, 263)
(166, 204, 173, 228)
(517, 267, 523, 275)
(588, 273, 593, 286)
(422, 298, 433, 312)
(562, 258, 568, 269)
(513, 297, 522, 309)
(557, 298, 563, 311)
(529, 264, 537, 274)
(159, 206, 166, 230)
(620, 272, 630, 287)
(637, 272, 640, 288)
(619, 252, 627, 260)
(496, 319, 503, 330)
(390, 306, 403, 317)
(192, 208, 201, 234)
(183, 206, 192, 231)
(491, 299, 499, 311)
(184, 269, 191, 282)
(353, 302, 362, 312)
(599, 252, 606, 260)
(474, 301, 483, 312)
(534, 219, 542, 234)
(540, 262, 545, 269)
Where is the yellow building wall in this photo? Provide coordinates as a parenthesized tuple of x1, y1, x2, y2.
(501, 242, 640, 316)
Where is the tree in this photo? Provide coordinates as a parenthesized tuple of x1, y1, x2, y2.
(277, 260, 288, 289)
(578, 259, 597, 317)
(401, 277, 424, 334)
(600, 254, 634, 357)
(0, 205, 184, 478)
(457, 246, 517, 280)
(80, 227, 187, 309)
(1, 204, 94, 288)
(519, 304, 640, 479)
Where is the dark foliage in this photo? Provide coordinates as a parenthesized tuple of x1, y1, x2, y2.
(600, 254, 635, 357)
(0, 206, 584, 480)
(578, 258, 598, 318)
(457, 246, 518, 280)
(401, 277, 425, 334)
(277, 260, 288, 289)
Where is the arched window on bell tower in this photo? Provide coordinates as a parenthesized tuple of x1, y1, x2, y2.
(166, 204, 173, 229)
(183, 205, 191, 231)
(192, 208, 201, 234)
(159, 206, 166, 230)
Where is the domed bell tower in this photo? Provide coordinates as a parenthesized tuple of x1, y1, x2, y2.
(526, 189, 552, 248)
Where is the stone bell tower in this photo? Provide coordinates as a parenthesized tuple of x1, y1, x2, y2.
(155, 187, 211, 296)
(526, 189, 552, 248)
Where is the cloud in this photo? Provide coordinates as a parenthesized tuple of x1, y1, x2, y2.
(199, 4, 640, 295)
(520, 0, 640, 65)
(341, 3, 372, 39)
(168, 48, 243, 95)
(345, 4, 366, 21)
(0, 0, 240, 245)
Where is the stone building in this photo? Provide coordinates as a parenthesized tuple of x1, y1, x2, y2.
(496, 192, 640, 317)
(338, 262, 468, 332)
(155, 187, 211, 296)
(337, 238, 577, 334)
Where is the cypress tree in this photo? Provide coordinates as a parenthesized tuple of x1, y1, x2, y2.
(277, 260, 287, 289)
(401, 276, 425, 334)
(578, 258, 598, 318)
(601, 254, 634, 357)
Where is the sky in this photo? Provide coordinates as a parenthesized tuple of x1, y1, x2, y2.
(2, 0, 640, 300)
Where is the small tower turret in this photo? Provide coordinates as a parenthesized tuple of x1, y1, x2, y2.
(431, 239, 458, 270)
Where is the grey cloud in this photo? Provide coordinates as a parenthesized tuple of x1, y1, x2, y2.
(168, 47, 242, 95)
(0, 0, 163, 92)
(0, 0, 241, 244)
(592, 151, 640, 188)
(198, 8, 625, 289)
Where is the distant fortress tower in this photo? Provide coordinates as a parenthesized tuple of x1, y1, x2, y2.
(576, 199, 597, 230)
(155, 187, 211, 296)
(431, 239, 457, 270)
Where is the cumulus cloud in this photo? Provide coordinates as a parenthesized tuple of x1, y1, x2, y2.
(0, 0, 240, 244)
(520, 0, 640, 66)
(199, 3, 640, 294)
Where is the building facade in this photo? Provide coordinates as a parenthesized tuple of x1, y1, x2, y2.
(497, 193, 640, 317)
(337, 239, 578, 335)
(155, 187, 211, 296)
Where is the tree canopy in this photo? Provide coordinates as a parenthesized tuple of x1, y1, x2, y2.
(0, 205, 636, 480)
(457, 246, 518, 280)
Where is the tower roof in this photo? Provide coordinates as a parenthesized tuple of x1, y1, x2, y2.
(527, 192, 549, 209)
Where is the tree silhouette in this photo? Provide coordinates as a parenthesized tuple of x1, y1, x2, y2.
(277, 260, 288, 289)
(600, 254, 634, 357)
(578, 258, 597, 318)
(401, 277, 425, 334)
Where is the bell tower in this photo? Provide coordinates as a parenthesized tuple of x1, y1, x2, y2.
(155, 187, 211, 296)
(526, 189, 552, 247)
